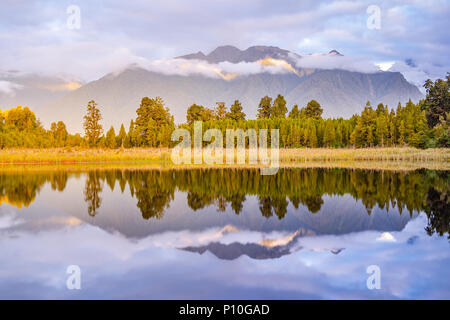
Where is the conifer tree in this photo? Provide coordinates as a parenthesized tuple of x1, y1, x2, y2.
(227, 100, 246, 121)
(288, 104, 300, 119)
(83, 100, 103, 147)
(117, 123, 127, 147)
(271, 94, 288, 118)
(105, 126, 117, 148)
(302, 100, 323, 120)
(257, 96, 272, 119)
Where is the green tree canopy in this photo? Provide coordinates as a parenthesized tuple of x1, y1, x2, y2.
(288, 104, 300, 119)
(227, 100, 246, 121)
(422, 74, 449, 128)
(135, 97, 174, 146)
(271, 94, 287, 118)
(257, 96, 272, 119)
(302, 100, 323, 120)
(105, 126, 117, 148)
(83, 100, 103, 147)
(213, 102, 227, 120)
(186, 104, 205, 124)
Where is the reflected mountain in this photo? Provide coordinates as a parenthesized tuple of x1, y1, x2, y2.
(183, 241, 293, 260)
(181, 227, 323, 260)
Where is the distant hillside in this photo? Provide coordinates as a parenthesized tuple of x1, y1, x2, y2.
(3, 45, 423, 133)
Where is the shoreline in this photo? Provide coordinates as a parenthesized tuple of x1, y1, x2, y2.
(0, 147, 448, 171)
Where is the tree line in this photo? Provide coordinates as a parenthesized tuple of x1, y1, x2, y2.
(0, 75, 448, 149)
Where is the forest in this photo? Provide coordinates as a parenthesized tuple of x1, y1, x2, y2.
(0, 75, 448, 149)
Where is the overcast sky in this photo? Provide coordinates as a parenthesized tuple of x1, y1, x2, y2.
(0, 0, 448, 86)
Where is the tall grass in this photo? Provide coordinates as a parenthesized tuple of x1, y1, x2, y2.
(0, 147, 448, 170)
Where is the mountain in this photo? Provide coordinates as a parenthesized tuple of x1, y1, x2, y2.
(177, 45, 300, 64)
(4, 45, 423, 133)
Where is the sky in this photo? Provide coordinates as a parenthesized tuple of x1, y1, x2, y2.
(0, 0, 449, 88)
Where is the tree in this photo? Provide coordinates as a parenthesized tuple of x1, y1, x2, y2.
(376, 115, 388, 147)
(51, 121, 68, 147)
(271, 94, 287, 118)
(302, 100, 323, 120)
(213, 102, 227, 120)
(117, 123, 127, 147)
(398, 120, 406, 145)
(5, 105, 37, 131)
(227, 100, 246, 121)
(135, 97, 174, 146)
(323, 120, 335, 147)
(288, 104, 300, 119)
(124, 120, 135, 148)
(105, 126, 117, 148)
(257, 96, 272, 119)
(83, 100, 103, 147)
(186, 104, 205, 124)
(201, 107, 214, 122)
(306, 120, 318, 147)
(422, 74, 449, 128)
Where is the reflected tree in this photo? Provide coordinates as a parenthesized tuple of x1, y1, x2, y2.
(84, 171, 103, 217)
(259, 197, 273, 218)
(424, 187, 449, 239)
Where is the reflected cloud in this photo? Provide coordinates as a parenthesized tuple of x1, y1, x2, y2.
(0, 212, 448, 299)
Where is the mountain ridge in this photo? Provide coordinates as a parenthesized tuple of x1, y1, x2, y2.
(1, 45, 423, 133)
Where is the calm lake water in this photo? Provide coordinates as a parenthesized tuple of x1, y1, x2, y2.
(0, 167, 448, 299)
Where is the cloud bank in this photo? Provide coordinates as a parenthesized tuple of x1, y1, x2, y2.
(293, 54, 381, 73)
(0, 80, 23, 96)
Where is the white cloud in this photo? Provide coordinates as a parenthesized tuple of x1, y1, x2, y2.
(0, 80, 23, 96)
(134, 57, 296, 80)
(389, 61, 448, 92)
(293, 54, 381, 73)
(376, 232, 396, 242)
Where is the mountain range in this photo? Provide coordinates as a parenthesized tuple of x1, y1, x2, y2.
(0, 45, 423, 133)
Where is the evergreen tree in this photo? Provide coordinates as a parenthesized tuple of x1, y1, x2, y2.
(302, 100, 323, 120)
(186, 104, 205, 124)
(105, 126, 117, 148)
(257, 96, 272, 119)
(376, 115, 388, 147)
(135, 97, 174, 146)
(323, 120, 335, 147)
(83, 100, 103, 147)
(227, 100, 246, 121)
(124, 120, 135, 148)
(288, 104, 300, 119)
(117, 123, 127, 147)
(422, 74, 449, 128)
(214, 102, 227, 120)
(271, 94, 287, 118)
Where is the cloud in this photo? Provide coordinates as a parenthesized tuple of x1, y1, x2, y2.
(389, 61, 448, 92)
(376, 232, 396, 242)
(293, 54, 381, 73)
(0, 80, 23, 96)
(0, 0, 448, 85)
(133, 57, 298, 80)
(0, 212, 24, 229)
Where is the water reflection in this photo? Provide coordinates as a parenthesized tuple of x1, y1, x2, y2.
(0, 168, 448, 237)
(0, 167, 449, 299)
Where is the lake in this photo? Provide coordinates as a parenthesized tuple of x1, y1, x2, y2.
(0, 167, 448, 299)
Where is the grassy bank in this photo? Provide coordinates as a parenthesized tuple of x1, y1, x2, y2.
(0, 147, 448, 171)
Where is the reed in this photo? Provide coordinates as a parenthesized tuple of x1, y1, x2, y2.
(0, 147, 448, 171)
